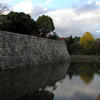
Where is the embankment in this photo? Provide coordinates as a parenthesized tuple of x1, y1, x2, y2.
(71, 55, 100, 63)
(0, 30, 70, 70)
(0, 30, 71, 100)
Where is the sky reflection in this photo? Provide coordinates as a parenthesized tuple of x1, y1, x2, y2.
(50, 63, 100, 100)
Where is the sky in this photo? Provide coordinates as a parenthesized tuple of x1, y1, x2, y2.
(1, 0, 100, 38)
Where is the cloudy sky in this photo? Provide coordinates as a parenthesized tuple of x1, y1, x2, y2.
(1, 0, 100, 38)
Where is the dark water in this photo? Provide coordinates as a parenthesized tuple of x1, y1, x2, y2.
(13, 62, 100, 100)
(0, 62, 69, 100)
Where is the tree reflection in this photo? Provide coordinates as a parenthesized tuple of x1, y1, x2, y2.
(14, 90, 54, 100)
(79, 65, 94, 84)
(96, 94, 100, 100)
(67, 63, 100, 85)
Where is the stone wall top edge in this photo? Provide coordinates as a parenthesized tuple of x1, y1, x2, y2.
(0, 30, 64, 43)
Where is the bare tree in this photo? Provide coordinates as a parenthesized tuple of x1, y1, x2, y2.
(0, 2, 9, 15)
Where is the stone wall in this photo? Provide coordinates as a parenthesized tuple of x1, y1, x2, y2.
(0, 30, 70, 70)
(0, 30, 70, 100)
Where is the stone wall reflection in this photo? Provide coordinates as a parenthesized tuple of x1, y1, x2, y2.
(14, 90, 54, 100)
(0, 62, 70, 100)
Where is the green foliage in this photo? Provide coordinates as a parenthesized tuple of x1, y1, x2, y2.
(74, 36, 80, 44)
(95, 46, 100, 55)
(65, 35, 80, 54)
(51, 32, 59, 40)
(95, 39, 100, 55)
(65, 33, 100, 55)
(0, 11, 38, 35)
(36, 15, 55, 37)
(96, 38, 100, 41)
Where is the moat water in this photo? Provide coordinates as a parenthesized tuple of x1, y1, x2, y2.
(13, 62, 100, 100)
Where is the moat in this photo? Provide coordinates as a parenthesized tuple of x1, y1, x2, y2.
(11, 62, 100, 100)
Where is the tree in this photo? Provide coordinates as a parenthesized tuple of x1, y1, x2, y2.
(0, 3, 8, 15)
(51, 32, 59, 40)
(36, 15, 55, 37)
(65, 35, 74, 54)
(80, 32, 95, 50)
(95, 39, 100, 55)
(0, 11, 38, 35)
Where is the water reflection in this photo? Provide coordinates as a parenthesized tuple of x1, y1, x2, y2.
(14, 90, 54, 100)
(1, 62, 100, 100)
(52, 63, 100, 100)
(67, 63, 100, 84)
(96, 94, 100, 100)
(0, 62, 70, 100)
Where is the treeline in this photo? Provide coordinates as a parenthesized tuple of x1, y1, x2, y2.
(0, 11, 100, 55)
(65, 32, 100, 55)
(0, 11, 59, 39)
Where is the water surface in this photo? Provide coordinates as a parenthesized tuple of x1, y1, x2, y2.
(6, 63, 100, 100)
(0, 62, 69, 100)
(50, 63, 100, 100)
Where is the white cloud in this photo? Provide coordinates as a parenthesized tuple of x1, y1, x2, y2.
(46, 3, 100, 37)
(12, 0, 33, 14)
(12, 0, 48, 18)
(73, 1, 100, 14)
(3, 0, 100, 38)
(31, 5, 47, 19)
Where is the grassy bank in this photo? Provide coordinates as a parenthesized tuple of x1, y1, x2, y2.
(71, 55, 100, 63)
